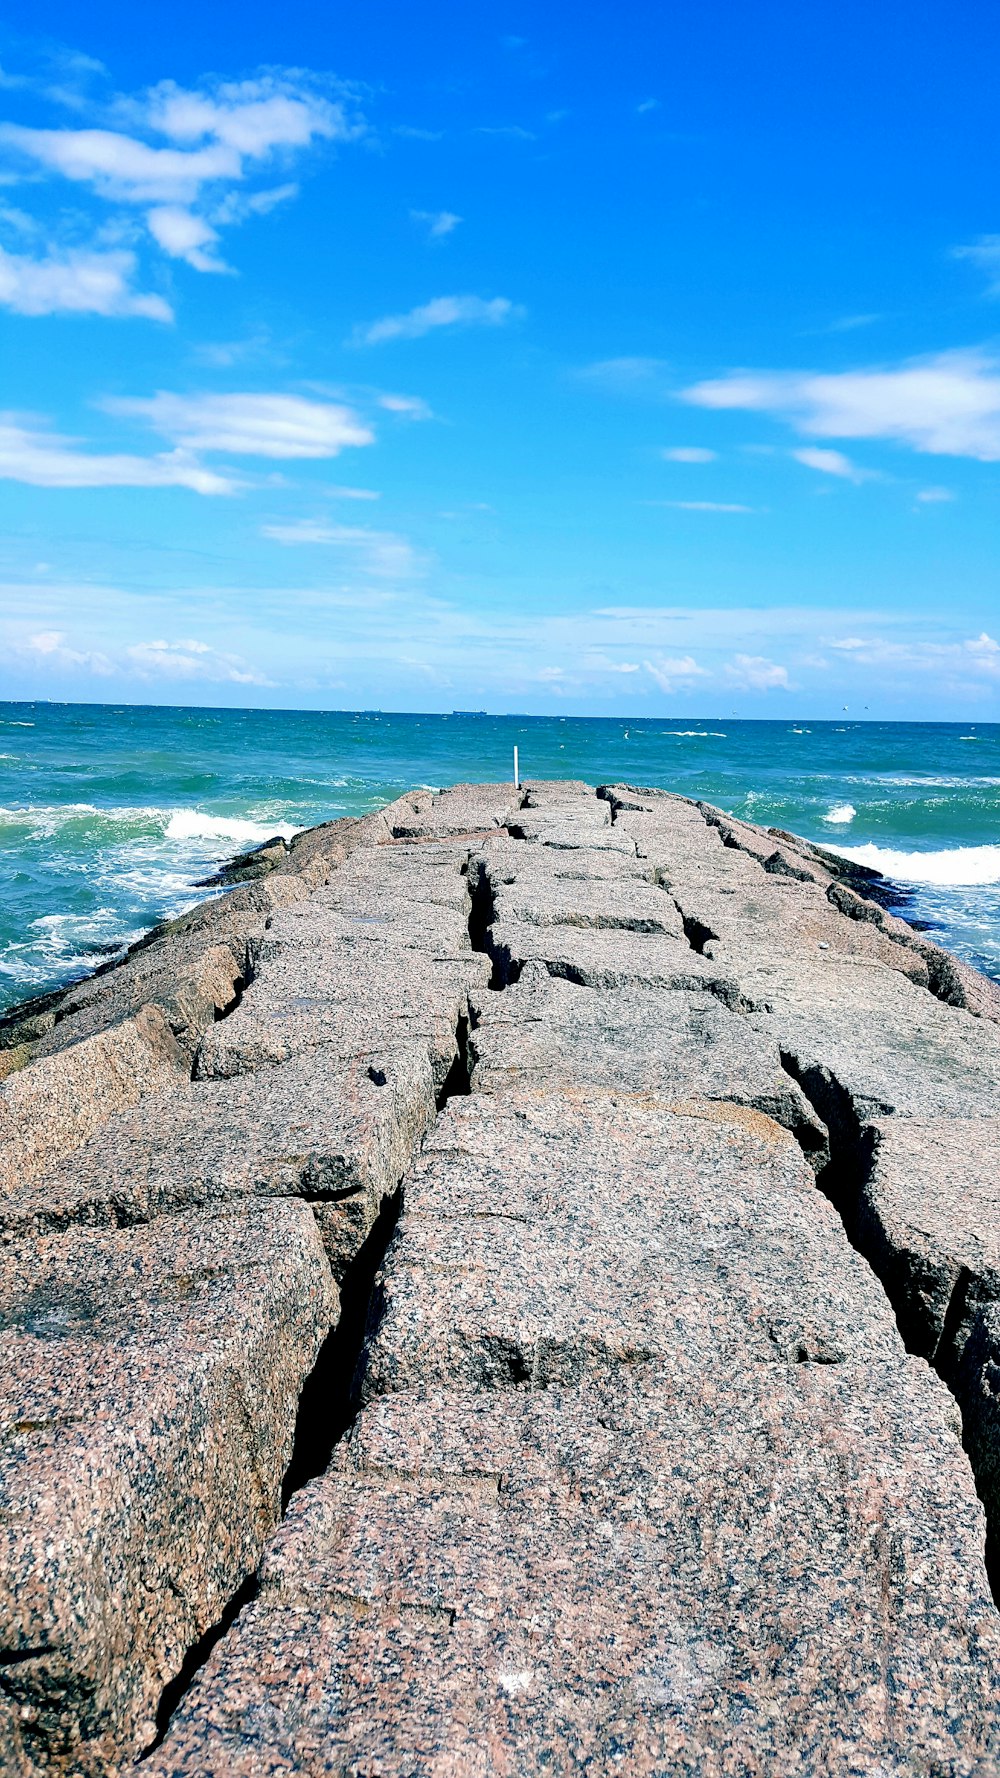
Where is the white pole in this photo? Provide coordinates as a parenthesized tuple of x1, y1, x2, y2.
(513, 745, 519, 788)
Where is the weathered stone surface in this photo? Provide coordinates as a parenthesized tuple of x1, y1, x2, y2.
(364, 1093, 896, 1398)
(491, 875, 682, 935)
(0, 1200, 335, 1775)
(853, 1118, 1000, 1366)
(35, 940, 245, 1061)
(253, 896, 471, 962)
(843, 1118, 1000, 1541)
(520, 777, 593, 802)
(0, 1007, 188, 1197)
(468, 966, 827, 1161)
(487, 915, 738, 999)
(474, 834, 654, 884)
(148, 1371, 1000, 1778)
(0, 1046, 434, 1272)
(388, 782, 519, 839)
(195, 945, 488, 1090)
(748, 952, 1000, 1124)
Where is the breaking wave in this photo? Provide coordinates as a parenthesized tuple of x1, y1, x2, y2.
(164, 811, 299, 844)
(833, 841, 1000, 887)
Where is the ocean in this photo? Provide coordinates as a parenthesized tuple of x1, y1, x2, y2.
(1, 700, 998, 1014)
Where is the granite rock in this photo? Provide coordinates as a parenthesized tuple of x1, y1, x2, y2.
(0, 1200, 335, 1775)
(0, 1045, 434, 1273)
(0, 1007, 188, 1197)
(147, 1373, 1000, 1777)
(468, 966, 827, 1162)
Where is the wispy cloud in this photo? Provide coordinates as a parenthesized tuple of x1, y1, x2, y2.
(474, 125, 536, 142)
(410, 209, 462, 240)
(10, 628, 267, 683)
(792, 446, 873, 482)
(826, 313, 881, 332)
(351, 293, 522, 347)
(0, 67, 362, 310)
(643, 654, 708, 692)
(952, 235, 1000, 295)
(17, 630, 114, 674)
(146, 204, 229, 272)
(125, 637, 270, 683)
(260, 519, 424, 578)
(0, 241, 170, 319)
(662, 446, 717, 463)
(104, 391, 374, 457)
(827, 631, 1000, 678)
(916, 485, 955, 503)
(576, 356, 669, 393)
(655, 499, 755, 513)
(0, 415, 233, 492)
(724, 653, 791, 690)
(683, 349, 1000, 461)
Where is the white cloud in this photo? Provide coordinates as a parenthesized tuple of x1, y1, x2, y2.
(576, 356, 669, 392)
(792, 446, 871, 482)
(0, 69, 360, 293)
(662, 446, 717, 463)
(636, 98, 659, 115)
(683, 349, 1000, 461)
(0, 242, 171, 318)
(376, 391, 433, 420)
(724, 654, 790, 690)
(260, 519, 422, 578)
(106, 391, 374, 457)
(18, 630, 114, 674)
(411, 209, 462, 239)
(827, 313, 881, 333)
(352, 294, 522, 346)
(952, 236, 1000, 295)
(0, 123, 239, 203)
(916, 485, 955, 503)
(142, 76, 350, 157)
(213, 181, 299, 224)
(643, 655, 709, 692)
(125, 637, 269, 683)
(146, 205, 229, 272)
(0, 416, 233, 492)
(657, 500, 754, 513)
(827, 631, 1000, 678)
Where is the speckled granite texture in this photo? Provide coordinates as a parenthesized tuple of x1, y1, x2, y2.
(4, 780, 1000, 1776)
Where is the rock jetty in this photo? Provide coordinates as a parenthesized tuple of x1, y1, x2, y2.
(3, 779, 1000, 1775)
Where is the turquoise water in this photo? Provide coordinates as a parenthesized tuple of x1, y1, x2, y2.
(2, 700, 999, 1013)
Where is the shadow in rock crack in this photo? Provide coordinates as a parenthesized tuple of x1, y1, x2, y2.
(779, 1046, 1000, 1612)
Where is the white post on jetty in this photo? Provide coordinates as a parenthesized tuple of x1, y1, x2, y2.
(513, 745, 520, 789)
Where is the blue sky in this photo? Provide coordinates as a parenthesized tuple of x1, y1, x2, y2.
(1, 1, 999, 717)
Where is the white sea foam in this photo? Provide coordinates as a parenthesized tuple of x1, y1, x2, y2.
(834, 842, 1000, 887)
(0, 804, 302, 845)
(663, 730, 727, 738)
(164, 810, 299, 844)
(823, 803, 856, 824)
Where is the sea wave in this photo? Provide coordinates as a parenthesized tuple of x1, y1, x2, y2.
(833, 842, 1000, 887)
(841, 775, 1000, 789)
(164, 811, 300, 844)
(663, 730, 727, 738)
(0, 803, 301, 845)
(822, 803, 856, 824)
